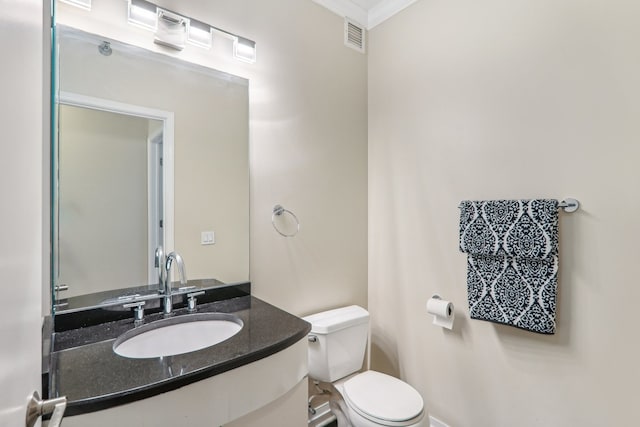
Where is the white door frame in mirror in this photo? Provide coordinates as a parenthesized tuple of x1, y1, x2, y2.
(57, 91, 175, 285)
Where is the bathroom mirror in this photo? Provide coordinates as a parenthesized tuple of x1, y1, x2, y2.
(53, 26, 249, 309)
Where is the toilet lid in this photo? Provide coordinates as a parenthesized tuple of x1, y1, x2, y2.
(342, 371, 424, 423)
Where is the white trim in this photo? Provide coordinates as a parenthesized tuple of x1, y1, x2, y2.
(57, 91, 175, 268)
(1, 0, 46, 423)
(147, 134, 154, 283)
(312, 0, 418, 30)
(147, 130, 163, 284)
(367, 0, 418, 29)
(312, 0, 368, 27)
(163, 115, 175, 257)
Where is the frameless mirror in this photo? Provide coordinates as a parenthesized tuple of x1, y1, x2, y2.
(53, 26, 249, 311)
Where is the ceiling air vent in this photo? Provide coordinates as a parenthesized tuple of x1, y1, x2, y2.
(344, 18, 365, 53)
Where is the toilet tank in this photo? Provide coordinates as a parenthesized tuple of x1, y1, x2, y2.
(303, 305, 370, 382)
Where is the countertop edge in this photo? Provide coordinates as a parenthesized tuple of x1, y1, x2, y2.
(62, 312, 311, 416)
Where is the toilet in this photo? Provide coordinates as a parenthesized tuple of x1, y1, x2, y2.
(304, 306, 426, 427)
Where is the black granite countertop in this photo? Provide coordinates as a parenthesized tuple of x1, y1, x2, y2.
(48, 295, 311, 416)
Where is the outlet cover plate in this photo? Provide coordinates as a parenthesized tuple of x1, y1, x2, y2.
(201, 231, 215, 245)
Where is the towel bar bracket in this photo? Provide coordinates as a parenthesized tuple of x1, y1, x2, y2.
(559, 198, 579, 213)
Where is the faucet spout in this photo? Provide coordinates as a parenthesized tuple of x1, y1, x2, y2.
(166, 252, 187, 288)
(162, 251, 187, 315)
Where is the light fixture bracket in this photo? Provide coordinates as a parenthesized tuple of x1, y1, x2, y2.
(154, 9, 187, 51)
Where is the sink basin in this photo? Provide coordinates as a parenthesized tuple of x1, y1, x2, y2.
(113, 312, 243, 359)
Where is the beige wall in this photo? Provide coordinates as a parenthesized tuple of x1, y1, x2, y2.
(369, 0, 640, 425)
(243, 0, 368, 315)
(56, 0, 368, 315)
(58, 105, 149, 296)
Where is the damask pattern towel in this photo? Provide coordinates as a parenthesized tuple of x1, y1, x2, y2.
(459, 199, 559, 334)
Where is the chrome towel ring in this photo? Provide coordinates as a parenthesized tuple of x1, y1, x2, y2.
(272, 204, 300, 237)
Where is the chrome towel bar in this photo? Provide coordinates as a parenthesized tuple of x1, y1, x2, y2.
(458, 198, 580, 213)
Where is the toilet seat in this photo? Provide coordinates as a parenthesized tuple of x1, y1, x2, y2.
(342, 371, 424, 426)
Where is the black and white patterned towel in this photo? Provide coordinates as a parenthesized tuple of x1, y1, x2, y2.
(459, 200, 559, 334)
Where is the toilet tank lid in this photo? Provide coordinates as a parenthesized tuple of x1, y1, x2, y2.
(303, 305, 369, 334)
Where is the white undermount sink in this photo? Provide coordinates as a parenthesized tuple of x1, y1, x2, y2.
(113, 312, 243, 359)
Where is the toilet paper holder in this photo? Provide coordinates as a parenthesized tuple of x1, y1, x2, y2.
(427, 294, 455, 330)
(430, 294, 452, 316)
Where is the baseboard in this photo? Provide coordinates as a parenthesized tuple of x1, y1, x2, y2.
(429, 414, 450, 427)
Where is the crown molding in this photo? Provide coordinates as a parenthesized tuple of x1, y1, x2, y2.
(367, 0, 418, 29)
(312, 0, 368, 27)
(312, 0, 418, 29)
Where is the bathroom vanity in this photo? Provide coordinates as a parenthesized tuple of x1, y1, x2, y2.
(45, 282, 311, 426)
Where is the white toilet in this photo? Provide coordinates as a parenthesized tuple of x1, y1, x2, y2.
(304, 306, 426, 427)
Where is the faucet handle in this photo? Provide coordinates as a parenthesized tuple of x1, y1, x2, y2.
(123, 301, 146, 323)
(186, 291, 205, 312)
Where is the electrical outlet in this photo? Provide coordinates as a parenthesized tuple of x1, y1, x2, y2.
(200, 231, 215, 245)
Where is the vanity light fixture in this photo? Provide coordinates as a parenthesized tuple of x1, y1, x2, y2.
(187, 19, 213, 49)
(125, 0, 256, 63)
(233, 36, 257, 64)
(128, 0, 158, 31)
(60, 0, 91, 10)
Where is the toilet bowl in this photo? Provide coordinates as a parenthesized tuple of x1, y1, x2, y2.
(304, 306, 426, 427)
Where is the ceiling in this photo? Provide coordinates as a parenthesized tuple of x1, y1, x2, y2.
(350, 0, 387, 9)
(313, 0, 418, 30)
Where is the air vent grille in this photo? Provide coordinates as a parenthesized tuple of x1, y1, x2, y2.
(344, 18, 365, 53)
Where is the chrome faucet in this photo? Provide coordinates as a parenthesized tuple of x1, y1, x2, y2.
(156, 248, 187, 315)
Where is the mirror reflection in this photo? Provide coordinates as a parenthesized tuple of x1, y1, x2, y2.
(54, 26, 250, 309)
(58, 104, 164, 297)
